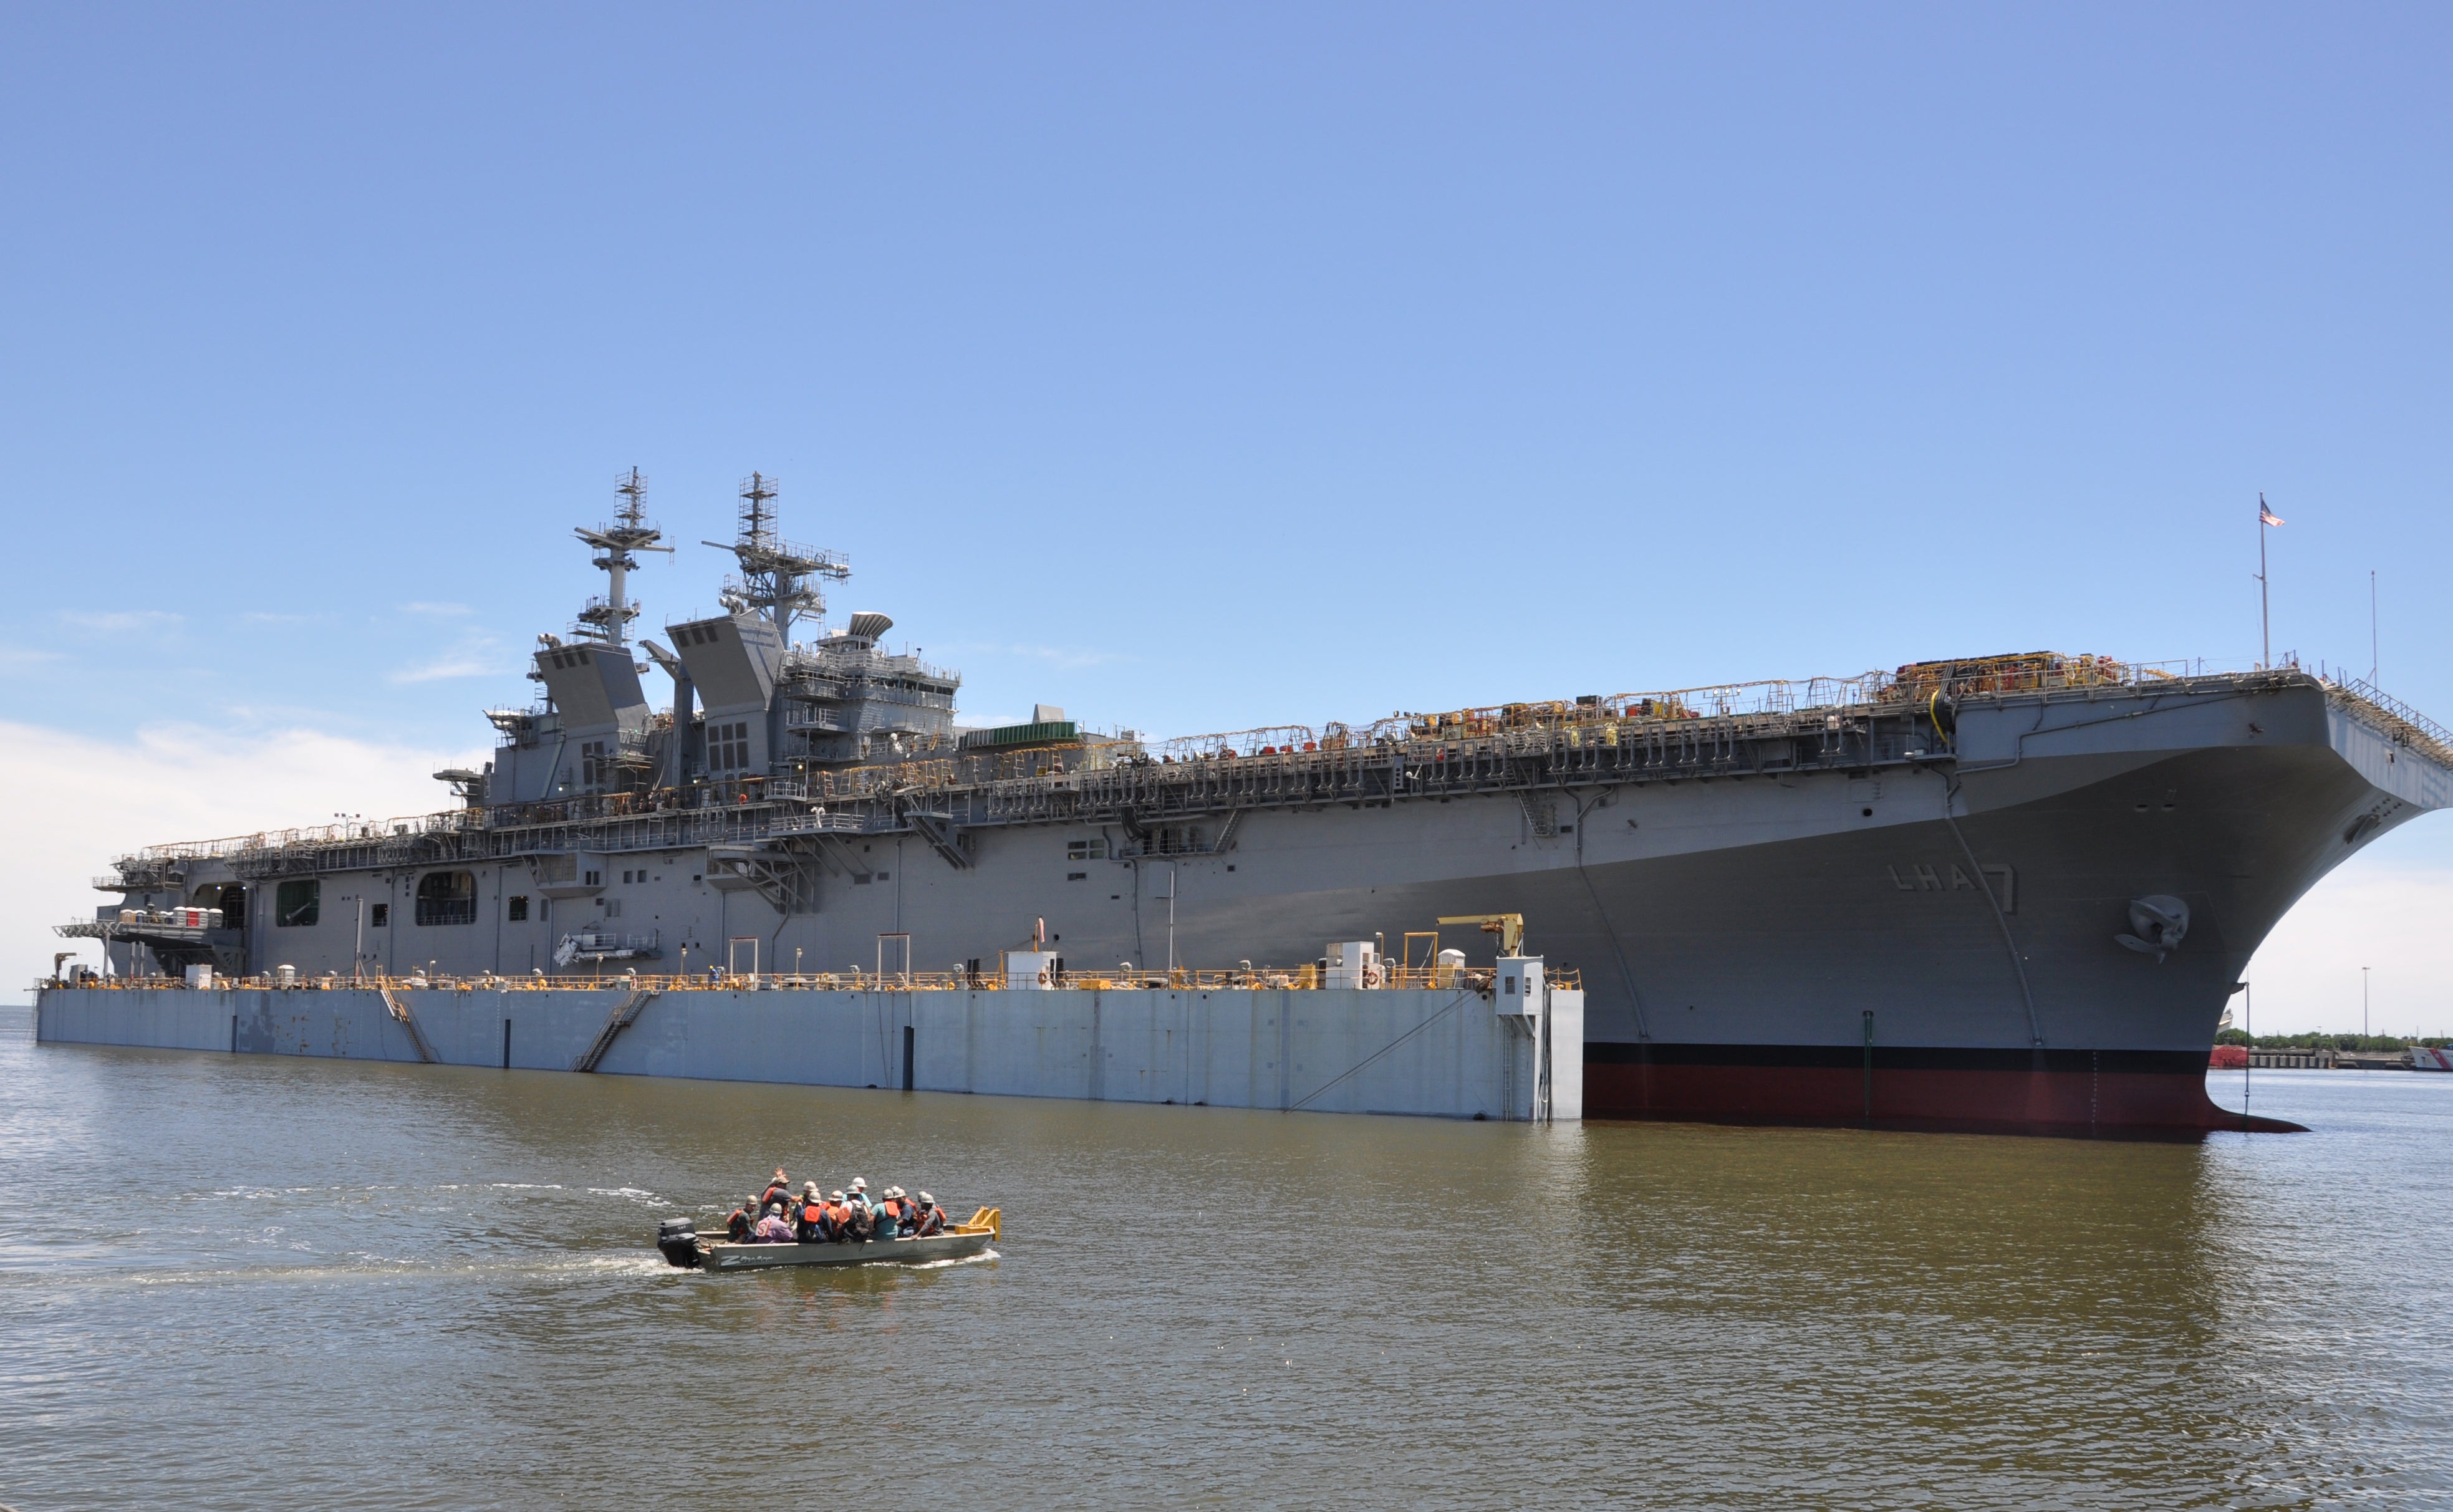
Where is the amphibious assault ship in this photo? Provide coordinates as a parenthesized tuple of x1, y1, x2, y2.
(60, 473, 2453, 1133)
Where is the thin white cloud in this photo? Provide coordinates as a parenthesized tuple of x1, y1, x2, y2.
(390, 643, 505, 683)
(0, 645, 66, 667)
(59, 609, 181, 632)
(400, 601, 475, 618)
(240, 610, 322, 625)
(2243, 853, 2453, 1038)
(0, 719, 465, 996)
(940, 641, 1132, 670)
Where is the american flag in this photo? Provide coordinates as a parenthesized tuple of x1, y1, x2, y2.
(2258, 493, 2285, 527)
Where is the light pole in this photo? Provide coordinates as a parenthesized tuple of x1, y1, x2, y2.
(1164, 864, 1178, 978)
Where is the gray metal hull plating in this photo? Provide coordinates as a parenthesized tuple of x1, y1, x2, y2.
(86, 679, 2450, 1132)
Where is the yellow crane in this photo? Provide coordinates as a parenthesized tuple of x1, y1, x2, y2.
(1436, 913, 1525, 955)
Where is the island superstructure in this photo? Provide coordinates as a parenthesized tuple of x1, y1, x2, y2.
(61, 471, 2453, 1134)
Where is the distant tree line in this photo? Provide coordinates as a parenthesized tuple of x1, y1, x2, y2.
(2214, 1030, 2451, 1051)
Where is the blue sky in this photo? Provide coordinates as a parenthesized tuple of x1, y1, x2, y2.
(4, 4, 2449, 1026)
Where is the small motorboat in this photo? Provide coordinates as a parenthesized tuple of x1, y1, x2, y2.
(656, 1209, 1001, 1271)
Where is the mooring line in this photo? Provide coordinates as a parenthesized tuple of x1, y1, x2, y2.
(1289, 990, 1470, 1111)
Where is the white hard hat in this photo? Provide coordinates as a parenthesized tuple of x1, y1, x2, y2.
(851, 1177, 866, 1189)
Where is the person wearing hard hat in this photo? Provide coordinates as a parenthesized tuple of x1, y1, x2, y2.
(912, 1192, 947, 1236)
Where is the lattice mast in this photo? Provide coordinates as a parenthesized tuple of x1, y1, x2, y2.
(574, 468, 673, 648)
(703, 471, 849, 645)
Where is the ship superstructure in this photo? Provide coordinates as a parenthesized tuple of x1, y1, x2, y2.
(60, 473, 2453, 1134)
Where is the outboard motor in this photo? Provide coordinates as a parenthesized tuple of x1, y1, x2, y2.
(655, 1216, 702, 1269)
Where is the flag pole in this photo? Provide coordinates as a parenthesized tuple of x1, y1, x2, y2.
(2258, 497, 2268, 670)
(2256, 492, 2277, 670)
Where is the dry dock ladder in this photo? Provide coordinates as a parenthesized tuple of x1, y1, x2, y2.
(374, 983, 440, 1064)
(572, 981, 660, 1073)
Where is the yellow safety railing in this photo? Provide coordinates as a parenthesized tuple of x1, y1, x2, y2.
(41, 965, 1578, 995)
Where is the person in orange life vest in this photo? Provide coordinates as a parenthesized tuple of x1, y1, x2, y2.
(842, 1197, 875, 1242)
(726, 1195, 758, 1243)
(912, 1192, 947, 1236)
(760, 1171, 793, 1213)
(794, 1182, 825, 1243)
(877, 1187, 905, 1235)
(823, 1191, 851, 1241)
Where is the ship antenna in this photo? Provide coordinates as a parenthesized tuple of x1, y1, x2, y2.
(574, 467, 673, 648)
(700, 471, 850, 645)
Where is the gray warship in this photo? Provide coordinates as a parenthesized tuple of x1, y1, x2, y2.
(62, 472, 2453, 1132)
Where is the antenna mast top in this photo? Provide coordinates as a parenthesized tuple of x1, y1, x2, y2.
(701, 471, 850, 645)
(574, 466, 673, 648)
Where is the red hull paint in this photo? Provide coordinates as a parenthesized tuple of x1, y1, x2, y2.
(1586, 1062, 2305, 1136)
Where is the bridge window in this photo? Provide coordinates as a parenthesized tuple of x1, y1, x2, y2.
(1067, 839, 1107, 861)
(710, 720, 751, 773)
(274, 879, 320, 928)
(415, 870, 478, 927)
(370, 903, 389, 927)
(507, 895, 529, 922)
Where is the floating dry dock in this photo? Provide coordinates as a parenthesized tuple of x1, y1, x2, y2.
(34, 956, 1584, 1123)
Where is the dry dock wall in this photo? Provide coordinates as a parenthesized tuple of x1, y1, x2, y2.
(32, 985, 1583, 1122)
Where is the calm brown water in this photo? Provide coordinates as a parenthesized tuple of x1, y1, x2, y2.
(2, 1006, 2449, 1510)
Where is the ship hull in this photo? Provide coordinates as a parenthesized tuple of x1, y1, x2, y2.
(84, 680, 2449, 1135)
(1584, 1049, 2290, 1135)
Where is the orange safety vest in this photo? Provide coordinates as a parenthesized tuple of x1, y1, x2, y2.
(881, 1198, 902, 1223)
(801, 1204, 823, 1226)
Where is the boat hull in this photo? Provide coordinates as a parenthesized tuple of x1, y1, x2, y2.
(700, 1231, 994, 1271)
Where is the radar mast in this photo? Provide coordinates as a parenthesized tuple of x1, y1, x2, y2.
(702, 471, 850, 645)
(574, 468, 672, 648)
